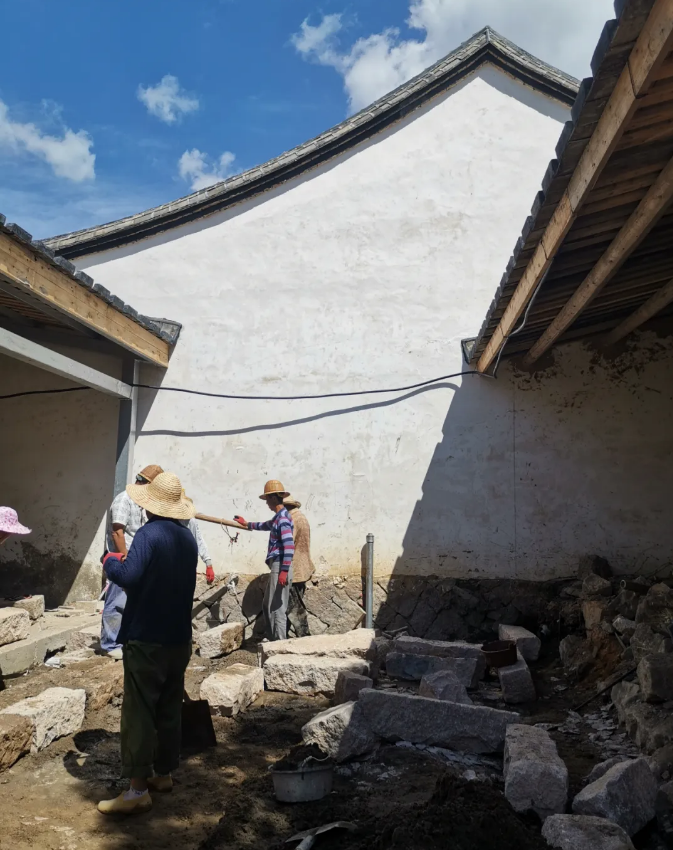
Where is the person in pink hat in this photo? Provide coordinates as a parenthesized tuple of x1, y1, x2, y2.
(0, 508, 31, 545)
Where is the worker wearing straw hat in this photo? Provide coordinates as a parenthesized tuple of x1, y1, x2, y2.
(234, 480, 295, 641)
(283, 497, 314, 637)
(98, 471, 197, 816)
(0, 507, 31, 546)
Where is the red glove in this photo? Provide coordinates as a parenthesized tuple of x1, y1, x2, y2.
(234, 515, 247, 527)
(206, 565, 215, 584)
(103, 552, 123, 569)
(278, 571, 289, 587)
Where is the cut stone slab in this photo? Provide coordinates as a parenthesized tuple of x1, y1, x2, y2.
(572, 757, 657, 836)
(542, 815, 635, 850)
(0, 614, 99, 676)
(393, 636, 486, 672)
(261, 629, 377, 663)
(11, 596, 45, 621)
(498, 654, 536, 704)
(264, 655, 372, 696)
(200, 664, 264, 716)
(196, 622, 244, 659)
(498, 625, 541, 662)
(386, 651, 463, 682)
(0, 608, 30, 647)
(67, 625, 101, 651)
(302, 701, 379, 761)
(0, 687, 86, 752)
(637, 654, 673, 703)
(504, 724, 567, 821)
(0, 714, 32, 772)
(419, 670, 472, 704)
(359, 688, 519, 753)
(334, 671, 373, 705)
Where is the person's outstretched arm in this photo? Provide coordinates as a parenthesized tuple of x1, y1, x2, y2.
(104, 527, 152, 589)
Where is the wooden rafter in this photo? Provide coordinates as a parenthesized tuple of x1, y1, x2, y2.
(604, 275, 673, 344)
(0, 232, 169, 367)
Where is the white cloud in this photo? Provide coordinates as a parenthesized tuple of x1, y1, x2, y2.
(292, 0, 614, 113)
(137, 75, 200, 124)
(0, 99, 95, 182)
(178, 148, 237, 191)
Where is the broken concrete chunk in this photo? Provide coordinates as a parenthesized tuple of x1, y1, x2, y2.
(638, 654, 673, 703)
(583, 757, 625, 786)
(631, 624, 672, 664)
(0, 714, 32, 772)
(612, 617, 636, 638)
(419, 670, 472, 704)
(498, 654, 536, 704)
(0, 608, 30, 647)
(302, 701, 378, 761)
(636, 583, 673, 635)
(583, 574, 612, 598)
(572, 758, 657, 836)
(196, 622, 244, 659)
(498, 625, 540, 662)
(559, 635, 593, 679)
(504, 725, 568, 821)
(200, 664, 264, 716)
(334, 671, 373, 705)
(261, 629, 377, 664)
(0, 687, 86, 752)
(12, 596, 45, 621)
(359, 689, 519, 753)
(263, 655, 372, 696)
(542, 815, 635, 850)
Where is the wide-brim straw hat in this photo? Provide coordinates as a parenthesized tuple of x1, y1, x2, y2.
(0, 507, 31, 535)
(137, 464, 164, 483)
(283, 497, 302, 510)
(259, 479, 290, 500)
(127, 472, 196, 520)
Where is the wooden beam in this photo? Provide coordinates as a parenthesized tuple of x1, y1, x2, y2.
(477, 0, 673, 373)
(0, 232, 169, 367)
(523, 155, 673, 364)
(0, 326, 132, 399)
(603, 275, 673, 344)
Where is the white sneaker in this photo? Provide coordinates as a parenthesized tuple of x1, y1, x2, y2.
(107, 648, 123, 661)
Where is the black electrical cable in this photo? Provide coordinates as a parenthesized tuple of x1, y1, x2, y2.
(0, 387, 90, 401)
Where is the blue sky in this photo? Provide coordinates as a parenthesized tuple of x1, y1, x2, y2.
(0, 0, 614, 239)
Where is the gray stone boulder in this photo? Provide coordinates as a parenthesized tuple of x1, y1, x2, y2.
(637, 654, 673, 703)
(559, 635, 594, 679)
(542, 815, 635, 850)
(504, 725, 568, 820)
(0, 687, 86, 752)
(647, 744, 673, 781)
(572, 758, 657, 836)
(334, 671, 373, 705)
(606, 590, 639, 622)
(0, 608, 30, 647)
(583, 574, 612, 598)
(419, 670, 472, 704)
(612, 680, 641, 725)
(302, 701, 378, 762)
(636, 583, 673, 634)
(264, 655, 372, 696)
(358, 689, 519, 753)
(613, 617, 636, 639)
(200, 664, 264, 716)
(498, 654, 536, 704)
(498, 624, 541, 662)
(583, 757, 625, 786)
(631, 624, 672, 664)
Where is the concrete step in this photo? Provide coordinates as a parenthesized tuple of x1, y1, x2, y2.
(0, 613, 100, 677)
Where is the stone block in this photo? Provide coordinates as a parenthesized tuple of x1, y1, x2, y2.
(200, 664, 264, 716)
(612, 680, 641, 725)
(393, 636, 485, 669)
(542, 815, 635, 850)
(498, 654, 536, 704)
(0, 608, 30, 647)
(261, 629, 377, 663)
(631, 624, 672, 664)
(67, 625, 101, 651)
(263, 655, 372, 696)
(334, 671, 373, 705)
(613, 617, 636, 638)
(584, 757, 625, 786)
(606, 590, 639, 622)
(559, 635, 593, 679)
(419, 670, 472, 704)
(636, 583, 673, 634)
(302, 701, 379, 761)
(12, 596, 45, 621)
(0, 714, 32, 772)
(359, 689, 519, 753)
(583, 574, 612, 598)
(386, 651, 459, 681)
(498, 624, 541, 662)
(572, 758, 657, 836)
(647, 745, 673, 781)
(504, 725, 568, 820)
(0, 687, 86, 752)
(85, 663, 124, 711)
(637, 654, 673, 703)
(583, 600, 607, 631)
(196, 622, 244, 659)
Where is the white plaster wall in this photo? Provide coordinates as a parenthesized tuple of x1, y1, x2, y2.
(69, 65, 662, 583)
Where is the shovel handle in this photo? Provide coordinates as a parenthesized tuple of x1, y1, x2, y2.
(195, 513, 249, 531)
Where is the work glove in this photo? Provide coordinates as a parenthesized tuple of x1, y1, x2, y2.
(278, 571, 289, 587)
(102, 552, 123, 577)
(206, 565, 215, 584)
(234, 515, 247, 527)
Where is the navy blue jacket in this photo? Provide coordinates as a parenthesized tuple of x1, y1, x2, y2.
(105, 516, 197, 645)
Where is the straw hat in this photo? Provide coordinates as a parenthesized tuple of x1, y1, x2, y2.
(137, 464, 164, 483)
(0, 508, 31, 535)
(283, 497, 302, 510)
(126, 472, 195, 520)
(259, 479, 290, 500)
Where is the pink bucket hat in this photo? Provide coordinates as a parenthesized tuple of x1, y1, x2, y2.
(0, 508, 31, 535)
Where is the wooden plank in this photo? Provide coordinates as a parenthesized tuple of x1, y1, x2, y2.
(627, 1, 673, 91)
(0, 233, 169, 367)
(604, 275, 673, 343)
(523, 155, 673, 365)
(0, 326, 133, 399)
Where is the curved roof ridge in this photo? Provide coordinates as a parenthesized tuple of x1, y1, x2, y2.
(46, 27, 579, 259)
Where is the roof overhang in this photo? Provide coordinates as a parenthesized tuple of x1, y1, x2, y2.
(471, 0, 673, 373)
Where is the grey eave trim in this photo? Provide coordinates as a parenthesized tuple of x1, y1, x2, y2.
(44, 27, 579, 260)
(0, 214, 181, 347)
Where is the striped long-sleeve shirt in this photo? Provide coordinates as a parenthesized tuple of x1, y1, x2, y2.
(248, 508, 294, 572)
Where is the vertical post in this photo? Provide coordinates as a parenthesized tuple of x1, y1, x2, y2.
(113, 358, 139, 496)
(365, 533, 374, 629)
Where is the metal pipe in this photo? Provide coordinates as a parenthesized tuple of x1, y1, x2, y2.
(365, 534, 374, 629)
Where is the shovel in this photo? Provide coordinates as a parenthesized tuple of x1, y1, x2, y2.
(181, 691, 217, 751)
(285, 821, 357, 850)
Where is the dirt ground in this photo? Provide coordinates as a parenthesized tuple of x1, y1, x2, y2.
(0, 640, 657, 850)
